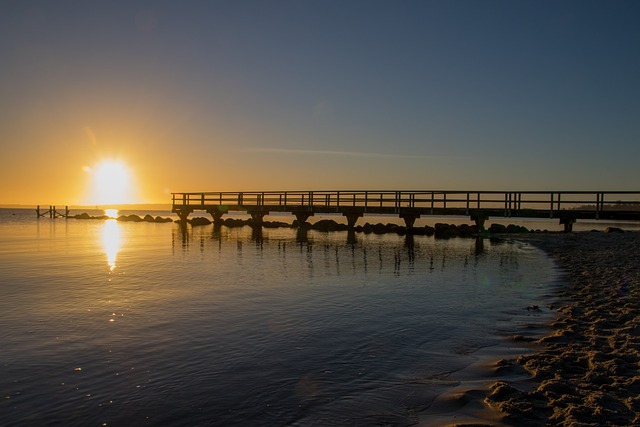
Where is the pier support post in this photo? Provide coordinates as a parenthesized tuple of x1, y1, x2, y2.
(249, 210, 268, 227)
(471, 213, 488, 232)
(174, 208, 193, 224)
(343, 212, 363, 229)
(296, 228, 309, 243)
(560, 217, 576, 233)
(400, 213, 420, 230)
(206, 206, 228, 224)
(294, 212, 314, 228)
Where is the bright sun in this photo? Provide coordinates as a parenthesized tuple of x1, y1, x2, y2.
(90, 161, 134, 205)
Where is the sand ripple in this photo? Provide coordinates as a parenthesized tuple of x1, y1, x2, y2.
(485, 232, 640, 426)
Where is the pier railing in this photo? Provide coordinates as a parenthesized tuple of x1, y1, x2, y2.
(172, 190, 640, 220)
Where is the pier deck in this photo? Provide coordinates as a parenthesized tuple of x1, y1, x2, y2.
(171, 190, 640, 231)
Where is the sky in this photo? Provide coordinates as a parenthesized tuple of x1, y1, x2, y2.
(1, 0, 639, 205)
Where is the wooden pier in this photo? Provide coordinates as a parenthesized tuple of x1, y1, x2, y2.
(172, 191, 640, 232)
(36, 205, 69, 219)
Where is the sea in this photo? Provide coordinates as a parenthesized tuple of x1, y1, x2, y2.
(1, 207, 619, 426)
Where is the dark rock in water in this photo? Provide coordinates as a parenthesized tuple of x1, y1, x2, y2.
(311, 219, 339, 231)
(311, 219, 347, 232)
(73, 212, 108, 220)
(223, 218, 248, 227)
(372, 223, 388, 234)
(155, 216, 173, 223)
(188, 217, 211, 226)
(434, 223, 459, 239)
(143, 214, 155, 222)
(424, 225, 435, 236)
(489, 223, 507, 233)
(386, 223, 400, 232)
(408, 227, 426, 235)
(263, 221, 289, 229)
(505, 224, 528, 233)
(117, 214, 143, 222)
(458, 224, 478, 237)
(605, 227, 624, 233)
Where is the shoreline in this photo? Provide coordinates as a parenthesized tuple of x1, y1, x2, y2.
(419, 232, 640, 426)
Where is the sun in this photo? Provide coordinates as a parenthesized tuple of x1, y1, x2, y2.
(89, 160, 134, 205)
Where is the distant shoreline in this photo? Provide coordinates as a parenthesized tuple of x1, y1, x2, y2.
(0, 204, 172, 210)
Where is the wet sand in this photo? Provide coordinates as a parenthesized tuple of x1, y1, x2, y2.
(419, 231, 640, 426)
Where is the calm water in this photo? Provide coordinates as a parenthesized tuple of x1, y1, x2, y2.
(0, 209, 558, 426)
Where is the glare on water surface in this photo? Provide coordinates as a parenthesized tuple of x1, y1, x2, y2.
(104, 208, 119, 218)
(102, 219, 121, 271)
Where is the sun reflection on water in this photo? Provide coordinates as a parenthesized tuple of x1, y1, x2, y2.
(102, 219, 121, 271)
(105, 209, 119, 219)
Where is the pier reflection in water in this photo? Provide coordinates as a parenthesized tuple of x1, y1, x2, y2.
(165, 225, 552, 426)
(172, 225, 519, 281)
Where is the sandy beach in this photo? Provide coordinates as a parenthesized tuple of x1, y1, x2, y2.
(420, 231, 640, 426)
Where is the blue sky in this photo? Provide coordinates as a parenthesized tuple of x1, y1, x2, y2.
(1, 1, 639, 204)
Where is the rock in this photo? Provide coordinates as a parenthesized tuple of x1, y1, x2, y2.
(604, 227, 624, 233)
(117, 214, 143, 222)
(311, 219, 340, 232)
(506, 224, 528, 233)
(408, 227, 426, 235)
(262, 221, 289, 228)
(434, 223, 459, 238)
(458, 223, 478, 237)
(143, 214, 155, 222)
(223, 218, 248, 227)
(73, 212, 108, 220)
(188, 217, 212, 226)
(372, 223, 388, 234)
(489, 223, 507, 233)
